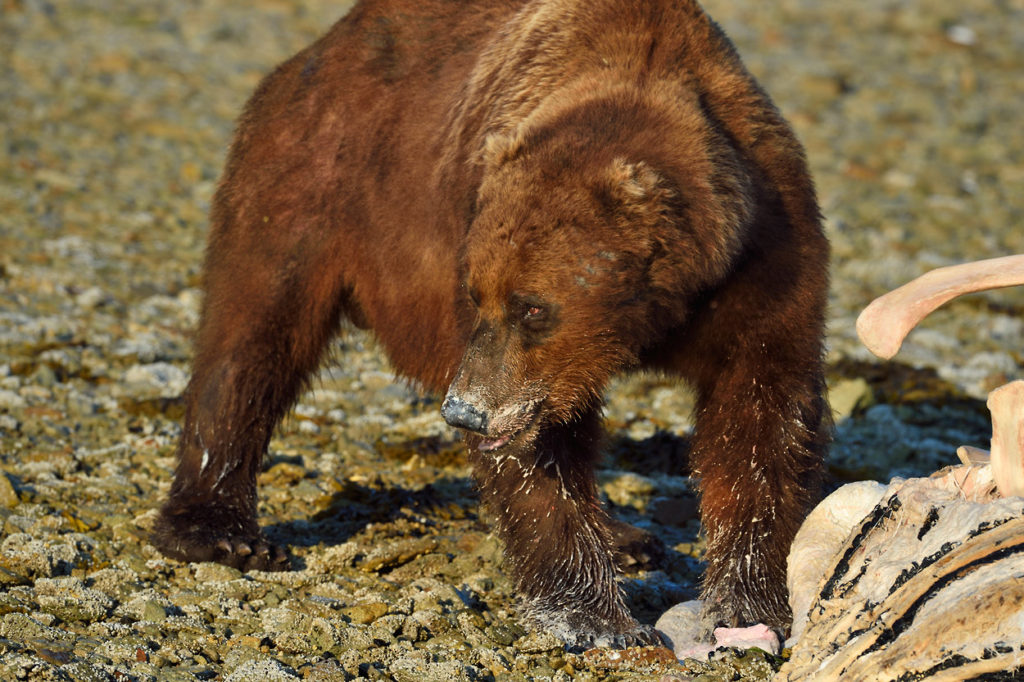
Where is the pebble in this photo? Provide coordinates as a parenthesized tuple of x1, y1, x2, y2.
(341, 600, 389, 624)
(225, 659, 302, 681)
(0, 473, 20, 508)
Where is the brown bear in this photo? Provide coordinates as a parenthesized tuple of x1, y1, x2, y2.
(152, 0, 831, 649)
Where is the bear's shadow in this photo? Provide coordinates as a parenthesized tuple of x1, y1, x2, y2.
(263, 473, 483, 571)
(605, 429, 692, 475)
(263, 430, 696, 574)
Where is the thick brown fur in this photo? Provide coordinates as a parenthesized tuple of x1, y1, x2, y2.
(152, 0, 830, 648)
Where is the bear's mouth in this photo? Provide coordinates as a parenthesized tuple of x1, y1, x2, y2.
(478, 434, 513, 452)
(477, 400, 541, 452)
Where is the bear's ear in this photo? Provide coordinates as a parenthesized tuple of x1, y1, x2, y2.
(608, 158, 662, 200)
(481, 129, 526, 166)
(605, 158, 673, 218)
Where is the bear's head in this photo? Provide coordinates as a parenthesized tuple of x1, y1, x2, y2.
(442, 118, 753, 452)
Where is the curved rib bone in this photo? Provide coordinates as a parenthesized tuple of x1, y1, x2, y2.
(856, 254, 1024, 360)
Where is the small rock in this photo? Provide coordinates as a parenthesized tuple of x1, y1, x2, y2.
(224, 658, 301, 681)
(600, 471, 657, 510)
(0, 533, 93, 578)
(341, 601, 388, 625)
(360, 537, 439, 573)
(116, 590, 176, 622)
(34, 577, 115, 623)
(0, 414, 19, 434)
(123, 362, 188, 396)
(193, 562, 243, 582)
(0, 389, 26, 409)
(259, 461, 306, 486)
(59, 660, 111, 682)
(142, 600, 167, 622)
(261, 607, 347, 654)
(514, 630, 563, 654)
(828, 377, 874, 422)
(946, 24, 976, 46)
(0, 611, 74, 643)
(0, 473, 19, 508)
(486, 621, 525, 646)
(655, 600, 708, 659)
(390, 651, 477, 682)
(30, 364, 57, 387)
(74, 286, 110, 308)
(407, 609, 454, 637)
(35, 645, 74, 665)
(582, 645, 679, 669)
(87, 565, 143, 598)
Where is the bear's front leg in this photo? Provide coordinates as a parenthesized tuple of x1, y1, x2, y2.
(469, 410, 662, 650)
(152, 357, 290, 572)
(677, 335, 829, 636)
(675, 301, 829, 634)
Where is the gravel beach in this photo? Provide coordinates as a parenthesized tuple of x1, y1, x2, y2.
(1, 0, 1022, 680)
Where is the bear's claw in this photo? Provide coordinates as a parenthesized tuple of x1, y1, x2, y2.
(609, 624, 667, 649)
(151, 505, 290, 572)
(567, 623, 666, 651)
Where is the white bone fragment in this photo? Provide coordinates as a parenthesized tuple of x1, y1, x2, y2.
(928, 461, 997, 501)
(955, 444, 990, 466)
(856, 254, 1024, 360)
(989, 379, 1024, 498)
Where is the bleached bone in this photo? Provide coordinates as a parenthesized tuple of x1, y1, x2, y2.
(955, 444, 990, 465)
(856, 253, 1024, 499)
(781, 471, 1024, 681)
(856, 254, 1024, 360)
(785, 481, 886, 645)
(780, 256, 1024, 679)
(989, 380, 1024, 498)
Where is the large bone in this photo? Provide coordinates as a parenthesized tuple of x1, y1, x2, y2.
(856, 254, 1024, 498)
(781, 473, 1024, 681)
(856, 254, 1024, 360)
(780, 257, 1024, 679)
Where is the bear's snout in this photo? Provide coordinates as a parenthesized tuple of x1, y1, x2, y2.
(440, 395, 489, 434)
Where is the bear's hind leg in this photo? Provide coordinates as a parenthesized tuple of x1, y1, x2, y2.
(606, 516, 666, 571)
(152, 235, 349, 571)
(470, 410, 663, 649)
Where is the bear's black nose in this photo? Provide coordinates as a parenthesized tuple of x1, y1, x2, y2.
(441, 396, 489, 434)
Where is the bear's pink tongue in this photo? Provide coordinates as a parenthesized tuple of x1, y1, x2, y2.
(479, 434, 511, 452)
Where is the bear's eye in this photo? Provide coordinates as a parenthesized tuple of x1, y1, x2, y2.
(512, 294, 550, 329)
(521, 303, 549, 332)
(509, 292, 559, 346)
(467, 287, 482, 307)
